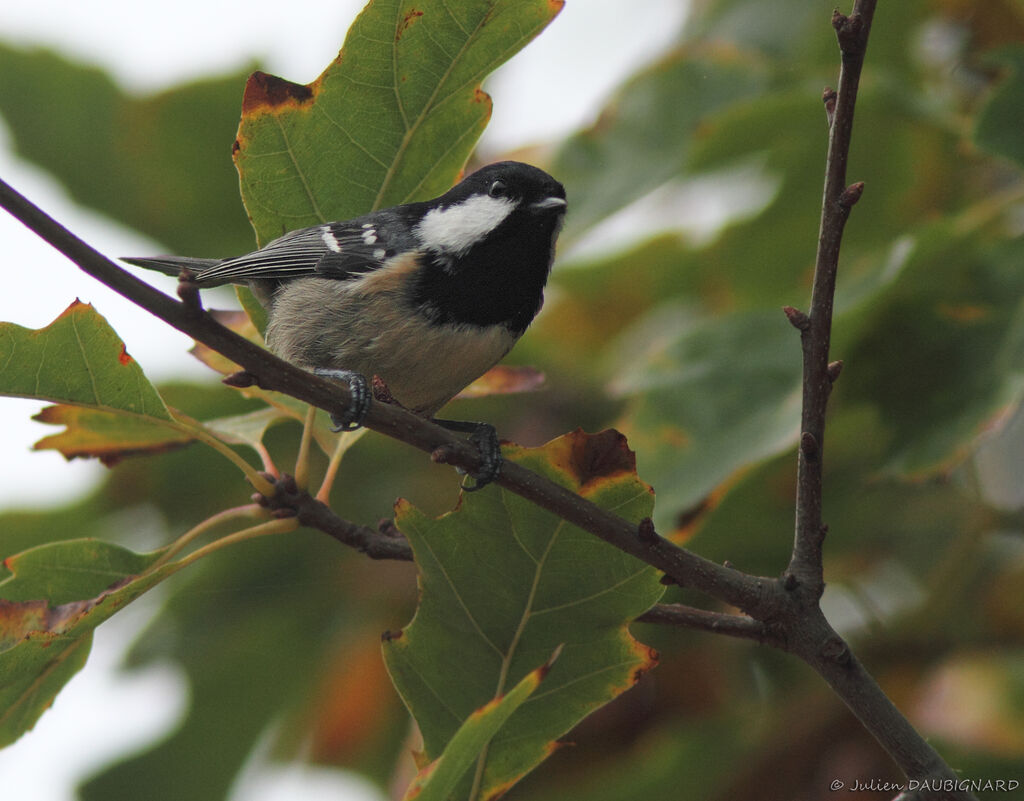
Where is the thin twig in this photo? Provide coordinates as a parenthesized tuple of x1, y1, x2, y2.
(777, 3, 977, 799)
(256, 474, 414, 561)
(785, 4, 873, 598)
(637, 604, 781, 647)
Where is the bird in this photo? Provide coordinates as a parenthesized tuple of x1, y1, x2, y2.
(123, 161, 567, 488)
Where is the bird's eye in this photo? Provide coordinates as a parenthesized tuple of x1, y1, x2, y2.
(488, 180, 508, 198)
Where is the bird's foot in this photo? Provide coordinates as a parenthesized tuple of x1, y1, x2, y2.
(432, 418, 502, 491)
(314, 368, 371, 431)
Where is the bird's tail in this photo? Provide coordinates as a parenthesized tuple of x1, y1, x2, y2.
(121, 255, 225, 284)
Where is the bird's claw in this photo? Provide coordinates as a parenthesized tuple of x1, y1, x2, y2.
(461, 425, 502, 491)
(314, 368, 370, 431)
(433, 419, 502, 491)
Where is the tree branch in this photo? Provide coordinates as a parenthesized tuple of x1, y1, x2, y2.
(776, 3, 977, 799)
(0, 174, 775, 618)
(256, 474, 414, 561)
(785, 4, 874, 597)
(637, 603, 782, 647)
(258, 474, 768, 638)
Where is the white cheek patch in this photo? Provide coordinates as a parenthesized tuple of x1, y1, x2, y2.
(415, 194, 517, 256)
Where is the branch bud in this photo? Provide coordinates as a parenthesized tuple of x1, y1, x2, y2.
(839, 182, 865, 209)
(637, 516, 659, 544)
(176, 268, 202, 312)
(430, 444, 458, 465)
(783, 305, 811, 331)
(835, 12, 866, 53)
(822, 87, 837, 128)
(821, 636, 850, 664)
(224, 370, 259, 388)
(800, 431, 819, 461)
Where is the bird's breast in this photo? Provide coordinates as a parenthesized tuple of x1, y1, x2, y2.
(266, 266, 519, 415)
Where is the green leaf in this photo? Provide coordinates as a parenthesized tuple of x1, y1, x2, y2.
(384, 429, 663, 800)
(0, 301, 170, 417)
(205, 405, 365, 459)
(235, 0, 564, 245)
(975, 46, 1024, 170)
(79, 535, 396, 801)
(202, 407, 292, 450)
(838, 224, 1024, 474)
(553, 44, 769, 241)
(0, 301, 209, 465)
(0, 44, 253, 255)
(235, 285, 269, 336)
(402, 648, 558, 801)
(0, 540, 172, 747)
(612, 307, 802, 530)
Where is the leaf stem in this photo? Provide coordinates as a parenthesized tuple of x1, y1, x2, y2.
(294, 404, 317, 490)
(170, 409, 275, 496)
(171, 517, 299, 571)
(254, 440, 278, 477)
(316, 430, 353, 502)
(151, 504, 267, 570)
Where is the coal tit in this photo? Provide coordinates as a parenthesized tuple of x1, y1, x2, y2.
(124, 161, 567, 488)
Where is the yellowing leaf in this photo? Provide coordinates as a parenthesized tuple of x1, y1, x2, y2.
(402, 648, 558, 801)
(455, 365, 545, 399)
(32, 405, 193, 466)
(0, 540, 173, 746)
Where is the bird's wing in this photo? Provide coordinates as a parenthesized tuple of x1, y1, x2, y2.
(192, 216, 414, 285)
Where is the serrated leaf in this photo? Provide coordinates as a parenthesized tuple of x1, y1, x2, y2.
(402, 648, 557, 801)
(0, 300, 171, 418)
(384, 429, 663, 801)
(234, 0, 563, 245)
(0, 540, 173, 747)
(0, 302, 209, 465)
(32, 405, 193, 466)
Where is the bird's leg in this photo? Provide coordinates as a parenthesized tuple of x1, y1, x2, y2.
(313, 368, 371, 431)
(431, 418, 502, 491)
(313, 370, 501, 489)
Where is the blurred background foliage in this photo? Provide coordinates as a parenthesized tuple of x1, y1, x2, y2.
(1, 0, 1023, 799)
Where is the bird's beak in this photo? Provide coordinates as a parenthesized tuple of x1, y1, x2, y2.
(530, 196, 567, 213)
